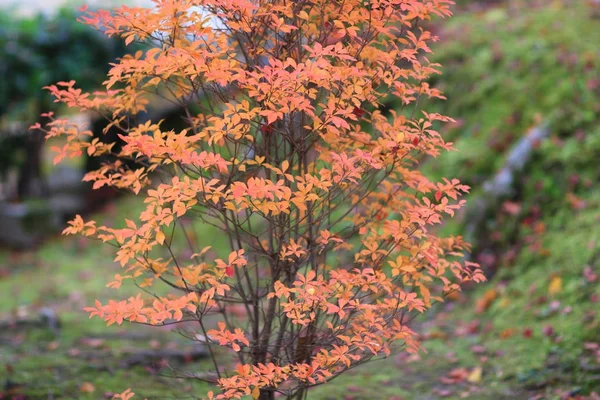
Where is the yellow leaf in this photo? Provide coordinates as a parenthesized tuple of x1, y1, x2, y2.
(467, 366, 482, 383)
(251, 387, 260, 399)
(281, 160, 289, 173)
(548, 276, 562, 296)
(156, 230, 166, 245)
(401, 264, 416, 273)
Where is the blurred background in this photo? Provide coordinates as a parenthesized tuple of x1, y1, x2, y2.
(0, 0, 599, 399)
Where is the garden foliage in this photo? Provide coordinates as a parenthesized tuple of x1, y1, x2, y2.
(38, 1, 484, 398)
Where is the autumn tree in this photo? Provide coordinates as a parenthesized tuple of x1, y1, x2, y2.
(38, 0, 484, 398)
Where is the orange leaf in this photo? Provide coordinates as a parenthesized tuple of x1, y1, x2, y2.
(80, 382, 96, 393)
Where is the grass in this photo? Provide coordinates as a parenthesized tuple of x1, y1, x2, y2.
(5, 190, 595, 399)
(417, 0, 600, 185)
(0, 197, 219, 399)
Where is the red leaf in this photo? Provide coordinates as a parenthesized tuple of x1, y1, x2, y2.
(352, 107, 365, 118)
(261, 124, 273, 135)
(542, 326, 554, 337)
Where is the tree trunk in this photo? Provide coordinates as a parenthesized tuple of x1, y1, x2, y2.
(259, 389, 275, 400)
(17, 128, 46, 200)
(294, 388, 306, 400)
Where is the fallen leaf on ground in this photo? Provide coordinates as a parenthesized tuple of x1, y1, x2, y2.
(441, 368, 470, 384)
(584, 266, 598, 283)
(471, 345, 486, 354)
(502, 201, 521, 215)
(500, 328, 516, 339)
(467, 366, 482, 383)
(475, 289, 497, 313)
(80, 382, 95, 393)
(47, 341, 59, 351)
(548, 275, 562, 296)
(433, 388, 452, 397)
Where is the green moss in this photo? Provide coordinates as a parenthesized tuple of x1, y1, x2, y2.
(417, 1, 600, 184)
(0, 195, 224, 399)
